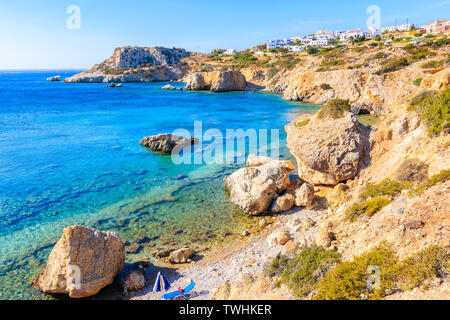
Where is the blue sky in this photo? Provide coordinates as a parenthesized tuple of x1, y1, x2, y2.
(0, 0, 448, 69)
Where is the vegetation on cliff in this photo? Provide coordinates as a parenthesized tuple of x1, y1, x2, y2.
(410, 169, 450, 196)
(346, 178, 413, 221)
(317, 99, 351, 119)
(266, 246, 341, 297)
(314, 243, 449, 300)
(408, 86, 449, 136)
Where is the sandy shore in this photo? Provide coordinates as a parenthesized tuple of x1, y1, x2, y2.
(129, 207, 324, 300)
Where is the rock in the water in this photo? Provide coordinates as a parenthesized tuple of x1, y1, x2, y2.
(139, 133, 198, 154)
(286, 112, 369, 185)
(271, 194, 295, 213)
(185, 71, 247, 92)
(160, 84, 182, 91)
(169, 247, 196, 264)
(294, 183, 315, 207)
(224, 155, 296, 215)
(120, 269, 145, 293)
(30, 225, 125, 298)
(46, 76, 61, 82)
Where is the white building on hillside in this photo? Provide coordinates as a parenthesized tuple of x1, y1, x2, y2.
(266, 39, 292, 49)
(288, 45, 305, 52)
(339, 29, 364, 41)
(382, 24, 414, 32)
(424, 20, 450, 34)
(223, 49, 237, 55)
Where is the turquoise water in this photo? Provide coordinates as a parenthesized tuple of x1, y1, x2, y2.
(0, 70, 320, 299)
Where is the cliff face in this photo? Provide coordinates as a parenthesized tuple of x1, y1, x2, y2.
(273, 67, 425, 114)
(184, 71, 247, 92)
(65, 46, 190, 83)
(103, 46, 189, 69)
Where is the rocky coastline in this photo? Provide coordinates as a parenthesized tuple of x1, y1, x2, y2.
(36, 42, 450, 300)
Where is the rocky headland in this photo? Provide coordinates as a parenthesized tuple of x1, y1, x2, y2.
(65, 46, 191, 83)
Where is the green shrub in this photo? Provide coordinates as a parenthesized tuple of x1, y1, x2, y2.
(408, 86, 450, 136)
(267, 246, 341, 297)
(421, 60, 444, 69)
(408, 90, 438, 109)
(320, 59, 346, 67)
(265, 67, 278, 80)
(317, 99, 351, 119)
(375, 57, 409, 74)
(395, 159, 429, 183)
(410, 169, 450, 195)
(319, 48, 343, 59)
(295, 119, 310, 127)
(314, 243, 399, 300)
(346, 197, 391, 221)
(275, 55, 302, 70)
(314, 244, 449, 300)
(397, 246, 449, 290)
(306, 46, 320, 55)
(360, 178, 413, 200)
(402, 45, 437, 61)
(436, 36, 450, 46)
(413, 78, 422, 86)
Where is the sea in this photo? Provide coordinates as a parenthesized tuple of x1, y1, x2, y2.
(0, 70, 324, 299)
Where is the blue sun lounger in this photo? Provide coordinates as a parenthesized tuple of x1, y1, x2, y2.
(163, 282, 196, 300)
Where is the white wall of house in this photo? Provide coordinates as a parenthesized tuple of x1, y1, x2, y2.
(288, 45, 305, 52)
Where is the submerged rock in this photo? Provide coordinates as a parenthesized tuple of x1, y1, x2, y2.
(185, 71, 247, 92)
(30, 225, 125, 298)
(224, 155, 296, 215)
(286, 112, 369, 185)
(139, 133, 198, 154)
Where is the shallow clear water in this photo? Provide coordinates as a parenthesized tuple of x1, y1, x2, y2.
(0, 70, 321, 299)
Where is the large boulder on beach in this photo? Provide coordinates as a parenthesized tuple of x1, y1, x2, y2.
(185, 71, 247, 92)
(271, 194, 295, 213)
(120, 269, 146, 293)
(294, 182, 315, 207)
(139, 133, 198, 154)
(30, 225, 125, 298)
(286, 112, 369, 185)
(224, 155, 296, 215)
(169, 247, 196, 264)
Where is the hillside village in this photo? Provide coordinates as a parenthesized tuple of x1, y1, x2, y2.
(215, 19, 450, 54)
